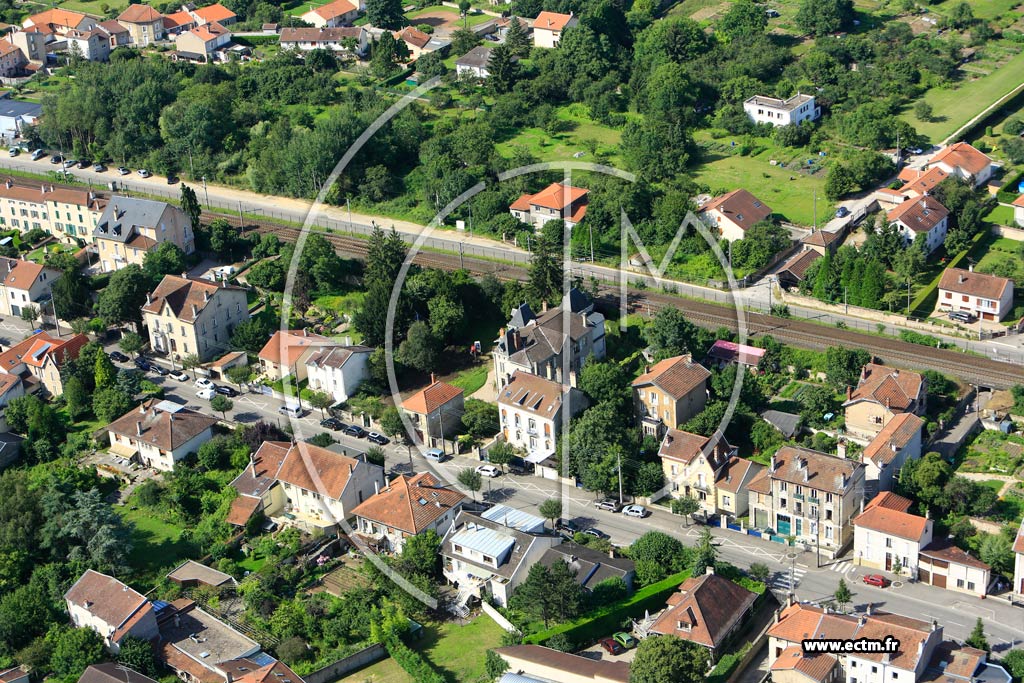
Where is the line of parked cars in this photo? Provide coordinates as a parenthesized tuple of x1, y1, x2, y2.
(318, 416, 389, 444)
(594, 498, 649, 518)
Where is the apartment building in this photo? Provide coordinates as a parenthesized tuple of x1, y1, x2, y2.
(497, 370, 584, 467)
(631, 354, 710, 438)
(141, 275, 250, 363)
(937, 267, 1014, 322)
(743, 93, 820, 127)
(659, 428, 735, 517)
(843, 363, 926, 440)
(0, 330, 88, 397)
(493, 289, 606, 389)
(94, 197, 194, 272)
(747, 446, 865, 558)
(0, 180, 107, 244)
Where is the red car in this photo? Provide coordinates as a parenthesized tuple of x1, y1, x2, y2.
(599, 637, 625, 656)
(862, 574, 891, 588)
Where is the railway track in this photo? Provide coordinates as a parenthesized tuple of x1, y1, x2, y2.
(248, 224, 1024, 389)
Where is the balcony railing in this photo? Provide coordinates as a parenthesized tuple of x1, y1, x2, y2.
(792, 493, 805, 501)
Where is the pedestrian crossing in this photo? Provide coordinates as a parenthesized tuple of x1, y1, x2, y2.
(770, 566, 806, 592)
(830, 561, 855, 575)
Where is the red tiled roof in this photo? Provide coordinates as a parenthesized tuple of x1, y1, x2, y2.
(141, 275, 246, 323)
(865, 491, 913, 513)
(64, 569, 153, 634)
(777, 249, 820, 281)
(26, 8, 88, 29)
(163, 11, 195, 28)
(920, 539, 990, 570)
(274, 441, 365, 500)
(308, 0, 356, 20)
(702, 188, 772, 234)
(632, 354, 710, 399)
(118, 4, 163, 23)
(898, 166, 949, 197)
(402, 380, 463, 415)
(192, 3, 236, 23)
(220, 659, 302, 683)
(771, 646, 838, 683)
(801, 229, 843, 248)
(0, 331, 87, 371)
(107, 398, 217, 452)
(0, 257, 51, 290)
(1013, 194, 1024, 208)
(497, 370, 568, 416)
(650, 573, 758, 649)
(1014, 518, 1024, 554)
(0, 39, 20, 58)
(397, 26, 431, 48)
(938, 268, 1012, 301)
(887, 197, 949, 233)
(715, 456, 763, 493)
(190, 21, 229, 42)
(511, 182, 589, 220)
(351, 472, 465, 534)
(863, 413, 923, 465)
(659, 428, 731, 466)
(930, 142, 991, 177)
(226, 495, 260, 527)
(854, 499, 929, 542)
(258, 330, 330, 366)
(533, 11, 574, 31)
(846, 363, 924, 412)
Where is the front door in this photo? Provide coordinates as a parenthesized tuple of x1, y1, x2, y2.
(777, 514, 791, 536)
(795, 518, 802, 537)
(885, 552, 892, 571)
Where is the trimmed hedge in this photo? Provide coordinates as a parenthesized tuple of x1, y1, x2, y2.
(232, 34, 280, 47)
(997, 169, 1024, 205)
(707, 642, 753, 683)
(909, 230, 985, 316)
(383, 636, 445, 683)
(525, 570, 693, 647)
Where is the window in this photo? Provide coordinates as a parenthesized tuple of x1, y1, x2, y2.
(779, 482, 787, 492)
(892, 674, 898, 680)
(825, 493, 833, 503)
(968, 581, 975, 591)
(723, 495, 731, 507)
(872, 667, 878, 674)
(957, 579, 964, 588)
(885, 537, 892, 548)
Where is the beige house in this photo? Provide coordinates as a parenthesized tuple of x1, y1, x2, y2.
(918, 539, 990, 597)
(10, 30, 46, 65)
(402, 378, 464, 449)
(715, 456, 764, 517)
(509, 182, 588, 230)
(887, 197, 949, 255)
(843, 363, 926, 439)
(631, 354, 710, 438)
(853, 492, 932, 577)
(858, 413, 923, 492)
(0, 180, 107, 244)
(747, 446, 865, 558)
(700, 189, 772, 243)
(258, 329, 330, 381)
(64, 570, 159, 653)
(531, 11, 576, 48)
(658, 428, 735, 517)
(0, 331, 88, 398)
(22, 8, 96, 36)
(0, 257, 60, 319)
(351, 471, 465, 553)
(106, 399, 218, 472)
(498, 370, 584, 468)
(116, 4, 165, 45)
(928, 142, 993, 189)
(175, 21, 231, 58)
(142, 275, 250, 363)
(300, 0, 358, 27)
(937, 267, 1014, 322)
(94, 197, 195, 272)
(279, 26, 368, 56)
(0, 40, 25, 76)
(771, 647, 840, 683)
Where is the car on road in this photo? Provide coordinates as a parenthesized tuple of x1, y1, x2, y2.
(194, 378, 215, 390)
(215, 385, 239, 397)
(613, 632, 637, 649)
(835, 206, 850, 218)
(582, 527, 608, 540)
(7, 147, 17, 157)
(424, 448, 446, 462)
(476, 464, 501, 478)
(862, 574, 891, 588)
(622, 504, 648, 518)
(108, 351, 129, 363)
(151, 364, 169, 376)
(556, 519, 579, 537)
(117, 167, 130, 175)
(93, 163, 107, 172)
(599, 638, 625, 656)
(278, 404, 304, 418)
(367, 432, 389, 445)
(344, 424, 367, 438)
(320, 417, 345, 431)
(49, 154, 63, 164)
(137, 169, 151, 178)
(134, 357, 152, 371)
(594, 498, 622, 512)
(197, 388, 216, 400)
(169, 371, 189, 382)
(30, 149, 45, 161)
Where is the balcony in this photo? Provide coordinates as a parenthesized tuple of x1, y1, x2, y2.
(808, 495, 820, 503)
(691, 482, 710, 493)
(792, 493, 804, 501)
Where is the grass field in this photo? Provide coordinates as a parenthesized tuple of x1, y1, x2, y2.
(337, 657, 411, 683)
(118, 505, 195, 578)
(928, 0, 1021, 20)
(903, 50, 1024, 144)
(405, 5, 494, 28)
(496, 104, 625, 167)
(449, 364, 489, 395)
(50, 0, 133, 14)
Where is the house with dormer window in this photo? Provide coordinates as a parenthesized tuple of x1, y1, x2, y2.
(842, 363, 926, 439)
(498, 370, 584, 471)
(94, 197, 194, 272)
(887, 197, 949, 255)
(0, 330, 87, 397)
(351, 471, 465, 553)
(700, 189, 772, 242)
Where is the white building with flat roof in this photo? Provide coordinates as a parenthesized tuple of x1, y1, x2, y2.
(743, 93, 820, 127)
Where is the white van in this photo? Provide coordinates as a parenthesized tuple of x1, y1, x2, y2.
(278, 404, 304, 418)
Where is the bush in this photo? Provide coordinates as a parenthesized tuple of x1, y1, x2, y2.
(384, 636, 446, 683)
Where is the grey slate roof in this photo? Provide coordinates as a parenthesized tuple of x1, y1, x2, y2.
(95, 196, 174, 243)
(457, 45, 491, 68)
(0, 101, 42, 119)
(538, 541, 634, 591)
(761, 409, 802, 438)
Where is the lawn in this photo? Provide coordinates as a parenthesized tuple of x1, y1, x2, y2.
(337, 657, 411, 683)
(903, 49, 1024, 144)
(56, 0, 133, 12)
(928, 0, 1021, 20)
(449, 364, 489, 395)
(495, 103, 625, 167)
(405, 5, 494, 28)
(688, 134, 828, 226)
(416, 617, 506, 683)
(985, 203, 1016, 226)
(118, 504, 196, 579)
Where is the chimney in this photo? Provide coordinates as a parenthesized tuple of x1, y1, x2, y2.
(430, 372, 436, 384)
(866, 603, 873, 616)
(891, 441, 898, 453)
(968, 263, 974, 273)
(774, 607, 781, 624)
(931, 619, 939, 632)
(705, 564, 715, 576)
(139, 403, 146, 414)
(541, 300, 548, 313)
(203, 290, 210, 302)
(181, 271, 188, 279)
(769, 454, 777, 472)
(146, 292, 152, 304)
(958, 273, 965, 284)
(846, 386, 853, 401)
(917, 641, 924, 659)
(837, 439, 846, 458)
(226, 674, 233, 683)
(136, 421, 143, 436)
(802, 468, 809, 483)
(303, 328, 308, 337)
(3, 179, 9, 189)
(348, 463, 353, 473)
(858, 615, 866, 627)
(608, 548, 615, 559)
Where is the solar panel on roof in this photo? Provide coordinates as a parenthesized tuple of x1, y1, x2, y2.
(155, 400, 185, 413)
(31, 343, 51, 360)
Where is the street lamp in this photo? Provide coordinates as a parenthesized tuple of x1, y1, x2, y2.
(201, 176, 210, 208)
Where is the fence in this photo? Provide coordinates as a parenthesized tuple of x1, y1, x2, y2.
(481, 601, 520, 634)
(302, 644, 387, 683)
(992, 223, 1024, 241)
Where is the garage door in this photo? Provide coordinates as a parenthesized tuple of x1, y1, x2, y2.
(932, 573, 946, 588)
(918, 568, 930, 583)
(983, 313, 995, 321)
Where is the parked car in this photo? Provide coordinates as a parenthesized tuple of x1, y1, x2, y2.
(556, 519, 579, 537)
(108, 351, 129, 363)
(582, 527, 608, 540)
(949, 310, 977, 323)
(194, 378, 215, 390)
(151, 364, 169, 377)
(134, 357, 152, 371)
(62, 159, 77, 169)
(320, 417, 345, 431)
(424, 448, 446, 463)
(594, 498, 622, 512)
(49, 154, 63, 164)
(835, 206, 850, 218)
(367, 432, 389, 445)
(137, 169, 151, 178)
(7, 147, 17, 157)
(862, 574, 891, 588)
(613, 632, 637, 649)
(30, 149, 45, 161)
(476, 464, 501, 478)
(215, 385, 239, 397)
(599, 638, 625, 656)
(278, 404, 304, 418)
(167, 175, 179, 185)
(344, 424, 367, 438)
(170, 371, 189, 382)
(77, 159, 91, 169)
(622, 504, 648, 518)
(197, 388, 216, 400)
(93, 163, 107, 172)
(117, 166, 130, 176)
(507, 462, 529, 475)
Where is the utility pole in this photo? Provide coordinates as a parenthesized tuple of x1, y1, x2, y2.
(907, 278, 911, 318)
(768, 277, 773, 312)
(617, 451, 623, 505)
(202, 176, 210, 208)
(813, 191, 817, 230)
(347, 196, 352, 227)
(187, 147, 194, 178)
(459, 241, 465, 270)
(844, 286, 848, 314)
(588, 221, 594, 263)
(237, 200, 244, 228)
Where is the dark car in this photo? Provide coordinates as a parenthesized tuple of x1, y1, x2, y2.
(77, 159, 91, 169)
(862, 574, 891, 588)
(599, 638, 625, 656)
(836, 206, 850, 218)
(108, 351, 129, 363)
(167, 175, 180, 185)
(320, 417, 346, 431)
(583, 527, 609, 540)
(556, 520, 579, 537)
(151, 364, 169, 376)
(215, 385, 239, 397)
(344, 424, 367, 438)
(134, 357, 152, 371)
(49, 154, 63, 164)
(367, 432, 389, 445)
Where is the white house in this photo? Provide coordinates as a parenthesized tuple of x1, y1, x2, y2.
(887, 197, 949, 254)
(65, 27, 111, 61)
(442, 509, 559, 607)
(497, 370, 584, 470)
(351, 471, 465, 553)
(858, 412, 923, 492)
(700, 189, 773, 243)
(0, 100, 41, 144)
(106, 399, 218, 472)
(304, 345, 373, 403)
(531, 11, 576, 48)
(743, 93, 820, 127)
(0, 257, 59, 320)
(455, 45, 492, 78)
(64, 570, 159, 653)
(1013, 194, 1024, 228)
(918, 539, 991, 597)
(937, 267, 1014, 322)
(928, 142, 994, 189)
(1013, 517, 1024, 599)
(300, 0, 358, 27)
(508, 182, 589, 230)
(279, 26, 367, 56)
(853, 492, 932, 578)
